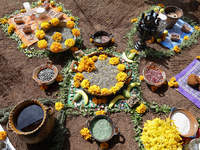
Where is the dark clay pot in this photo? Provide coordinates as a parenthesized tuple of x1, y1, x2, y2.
(90, 31, 113, 46)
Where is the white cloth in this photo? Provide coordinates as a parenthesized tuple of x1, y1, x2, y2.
(0, 125, 15, 150)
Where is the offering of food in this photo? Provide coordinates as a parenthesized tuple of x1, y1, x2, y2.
(170, 33, 180, 41)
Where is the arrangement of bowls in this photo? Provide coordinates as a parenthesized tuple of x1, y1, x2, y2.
(90, 31, 113, 47)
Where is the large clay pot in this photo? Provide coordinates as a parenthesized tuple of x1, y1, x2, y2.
(7, 99, 54, 144)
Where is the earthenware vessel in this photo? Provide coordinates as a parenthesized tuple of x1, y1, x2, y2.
(90, 31, 113, 47)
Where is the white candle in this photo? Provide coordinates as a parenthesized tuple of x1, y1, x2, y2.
(23, 2, 31, 15)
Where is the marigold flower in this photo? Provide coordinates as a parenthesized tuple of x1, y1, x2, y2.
(194, 26, 200, 30)
(151, 86, 158, 92)
(131, 18, 138, 23)
(168, 81, 175, 87)
(174, 82, 179, 88)
(70, 47, 78, 53)
(55, 101, 64, 111)
(65, 38, 75, 47)
(130, 49, 139, 54)
(35, 30, 45, 40)
(116, 72, 127, 82)
(52, 32, 62, 42)
(136, 103, 146, 113)
(173, 45, 180, 53)
(110, 38, 114, 43)
(0, 18, 7, 25)
(41, 21, 50, 29)
(92, 97, 98, 104)
(56, 75, 63, 82)
(40, 84, 48, 91)
(88, 85, 101, 94)
(21, 43, 27, 49)
(70, 16, 75, 21)
(96, 110, 105, 115)
(73, 73, 84, 81)
(115, 82, 124, 88)
(90, 38, 94, 43)
(100, 142, 109, 149)
(98, 47, 103, 50)
(0, 131, 7, 140)
(98, 54, 107, 60)
(139, 75, 144, 81)
(8, 24, 15, 34)
(80, 127, 91, 140)
(37, 39, 47, 49)
(183, 36, 189, 40)
(74, 81, 80, 88)
(72, 28, 80, 36)
(57, 6, 62, 12)
(109, 57, 120, 65)
(67, 21, 75, 28)
(50, 42, 62, 53)
(81, 79, 90, 89)
(51, 18, 60, 26)
(170, 77, 176, 82)
(110, 86, 120, 94)
(21, 9, 25, 13)
(117, 64, 126, 72)
(196, 56, 200, 59)
(91, 56, 98, 62)
(158, 3, 164, 8)
(148, 36, 154, 43)
(101, 88, 111, 94)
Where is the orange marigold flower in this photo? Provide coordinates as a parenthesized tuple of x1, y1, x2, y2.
(57, 6, 62, 12)
(99, 47, 103, 50)
(110, 86, 120, 94)
(91, 56, 98, 62)
(130, 49, 139, 54)
(173, 45, 180, 53)
(136, 103, 146, 113)
(101, 88, 111, 94)
(174, 82, 179, 88)
(65, 38, 75, 47)
(139, 75, 144, 81)
(51, 18, 60, 26)
(183, 36, 189, 40)
(98, 54, 107, 60)
(116, 72, 127, 82)
(100, 142, 109, 149)
(52, 32, 62, 42)
(55, 101, 64, 111)
(115, 82, 124, 88)
(40, 84, 48, 91)
(35, 30, 45, 40)
(74, 81, 80, 88)
(70, 47, 78, 53)
(73, 73, 84, 81)
(37, 39, 47, 49)
(56, 75, 63, 82)
(72, 28, 80, 36)
(0, 131, 7, 140)
(67, 21, 75, 28)
(80, 127, 91, 140)
(117, 64, 126, 72)
(90, 38, 94, 43)
(168, 81, 175, 87)
(96, 110, 105, 115)
(170, 77, 176, 82)
(81, 79, 90, 89)
(151, 86, 158, 92)
(158, 4, 164, 8)
(148, 36, 154, 43)
(0, 18, 7, 25)
(196, 56, 200, 59)
(70, 16, 75, 21)
(50, 42, 62, 53)
(110, 38, 114, 43)
(88, 85, 101, 94)
(41, 21, 50, 29)
(21, 43, 27, 49)
(131, 18, 138, 23)
(194, 26, 200, 30)
(109, 57, 120, 65)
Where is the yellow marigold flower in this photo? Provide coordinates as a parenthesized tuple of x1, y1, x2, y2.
(52, 32, 62, 42)
(73, 73, 84, 81)
(96, 110, 105, 115)
(130, 49, 139, 54)
(41, 21, 50, 29)
(136, 103, 146, 114)
(56, 75, 63, 82)
(0, 131, 7, 140)
(88, 85, 101, 94)
(131, 18, 138, 23)
(81, 79, 90, 89)
(21, 9, 25, 13)
(70, 16, 75, 21)
(110, 86, 120, 94)
(170, 77, 176, 82)
(196, 56, 200, 59)
(9, 24, 15, 29)
(183, 35, 189, 40)
(0, 18, 7, 25)
(194, 26, 200, 30)
(67, 21, 75, 28)
(70, 47, 78, 53)
(65, 38, 75, 47)
(168, 81, 175, 87)
(91, 56, 98, 62)
(21, 43, 27, 49)
(40, 84, 48, 91)
(51, 18, 60, 26)
(98, 54, 107, 60)
(80, 127, 91, 140)
(101, 88, 111, 94)
(74, 81, 80, 88)
(7, 24, 15, 34)
(37, 39, 47, 49)
(110, 38, 114, 43)
(161, 33, 166, 41)
(72, 28, 80, 36)
(158, 3, 164, 8)
(35, 30, 45, 40)
(115, 82, 124, 88)
(50, 42, 62, 53)
(148, 36, 154, 43)
(151, 86, 157, 92)
(139, 75, 144, 81)
(109, 57, 120, 65)
(92, 97, 98, 104)
(116, 72, 127, 82)
(173, 45, 180, 53)
(57, 6, 62, 12)
(90, 38, 94, 43)
(117, 64, 126, 72)
(100, 142, 109, 149)
(55, 101, 64, 111)
(98, 47, 103, 50)
(174, 82, 179, 88)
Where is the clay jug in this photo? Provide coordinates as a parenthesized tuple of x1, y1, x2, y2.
(7, 99, 54, 144)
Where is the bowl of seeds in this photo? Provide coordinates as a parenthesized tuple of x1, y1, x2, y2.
(33, 61, 58, 85)
(90, 31, 113, 47)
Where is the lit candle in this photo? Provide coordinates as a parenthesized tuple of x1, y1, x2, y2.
(23, 2, 31, 15)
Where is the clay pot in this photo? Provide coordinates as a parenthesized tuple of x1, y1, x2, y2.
(7, 99, 54, 144)
(164, 6, 183, 29)
(33, 61, 58, 85)
(90, 31, 113, 47)
(0, 141, 7, 150)
(169, 108, 198, 138)
(86, 115, 119, 142)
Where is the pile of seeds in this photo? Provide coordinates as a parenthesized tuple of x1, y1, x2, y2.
(37, 68, 55, 82)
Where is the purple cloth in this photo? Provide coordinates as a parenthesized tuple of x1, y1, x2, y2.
(175, 59, 200, 108)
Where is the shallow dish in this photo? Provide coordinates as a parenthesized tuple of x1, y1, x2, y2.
(90, 31, 113, 47)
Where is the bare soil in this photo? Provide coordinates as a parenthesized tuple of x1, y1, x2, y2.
(0, 0, 200, 150)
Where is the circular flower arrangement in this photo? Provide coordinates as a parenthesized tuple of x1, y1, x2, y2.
(73, 52, 132, 97)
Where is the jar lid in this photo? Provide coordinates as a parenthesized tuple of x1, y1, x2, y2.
(36, 7, 45, 14)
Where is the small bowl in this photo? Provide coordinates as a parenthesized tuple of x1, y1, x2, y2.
(90, 31, 113, 47)
(169, 108, 198, 138)
(33, 61, 58, 85)
(142, 62, 166, 87)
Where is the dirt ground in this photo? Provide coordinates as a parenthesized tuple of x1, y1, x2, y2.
(0, 0, 200, 150)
